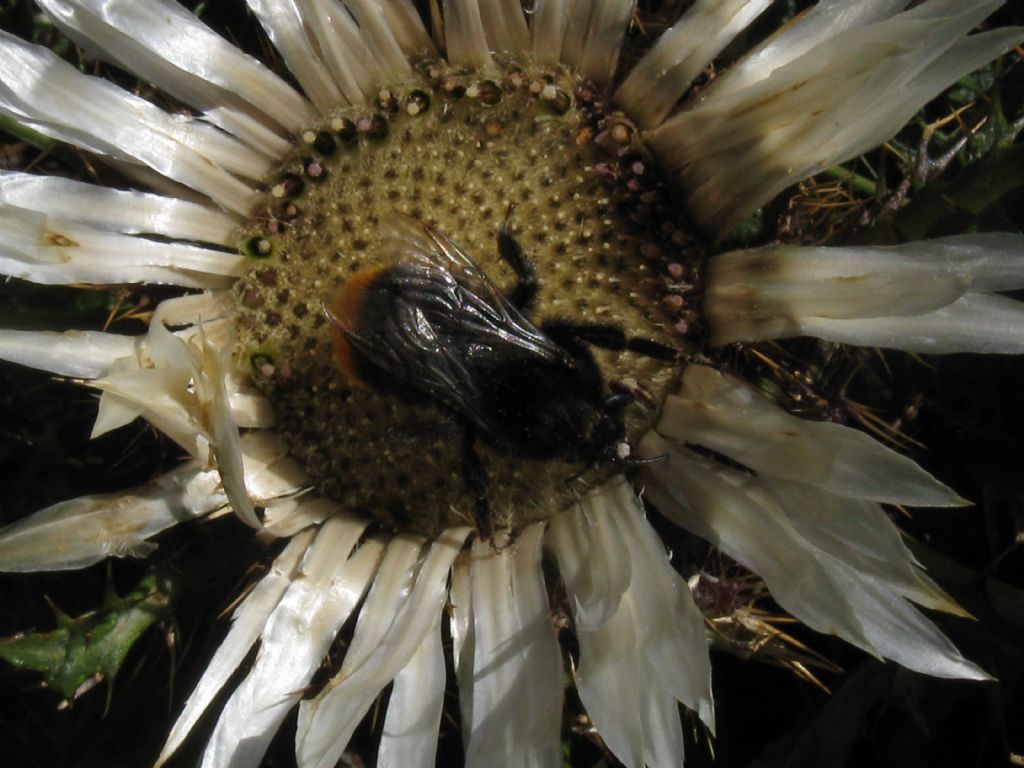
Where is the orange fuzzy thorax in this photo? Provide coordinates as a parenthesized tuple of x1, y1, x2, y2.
(327, 265, 385, 388)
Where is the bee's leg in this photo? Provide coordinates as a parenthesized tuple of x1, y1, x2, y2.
(541, 321, 678, 361)
(461, 426, 494, 540)
(603, 388, 635, 411)
(497, 227, 538, 311)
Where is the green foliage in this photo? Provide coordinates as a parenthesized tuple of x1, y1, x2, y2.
(0, 113, 54, 151)
(0, 281, 121, 331)
(890, 142, 1024, 240)
(888, 67, 1024, 240)
(0, 568, 176, 703)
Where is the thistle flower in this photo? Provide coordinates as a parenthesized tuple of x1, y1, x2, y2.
(0, 1, 1022, 767)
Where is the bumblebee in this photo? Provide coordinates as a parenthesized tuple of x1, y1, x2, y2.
(325, 213, 676, 539)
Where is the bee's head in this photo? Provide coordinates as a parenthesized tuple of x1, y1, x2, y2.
(579, 407, 628, 466)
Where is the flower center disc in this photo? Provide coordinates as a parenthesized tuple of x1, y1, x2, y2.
(233, 61, 696, 537)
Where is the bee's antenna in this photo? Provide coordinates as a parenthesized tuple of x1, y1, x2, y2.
(611, 439, 667, 467)
(622, 452, 668, 467)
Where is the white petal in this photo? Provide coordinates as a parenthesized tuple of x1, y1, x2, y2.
(200, 518, 378, 768)
(647, 1, 1023, 234)
(155, 529, 315, 768)
(0, 171, 239, 245)
(0, 203, 242, 288)
(707, 245, 969, 330)
(532, 0, 569, 64)
(370, 0, 436, 59)
(0, 251, 229, 289)
(883, 234, 1024, 292)
(38, 0, 313, 131)
(448, 548, 475, 745)
(102, 156, 212, 206)
(660, 365, 966, 507)
(762, 478, 967, 616)
(616, 0, 771, 128)
(178, 316, 232, 355)
(145, 308, 198, 370)
(822, 559, 988, 680)
(152, 291, 235, 329)
(463, 525, 563, 768)
(245, 455, 309, 502)
(640, 436, 875, 651)
(35, 0, 308, 156)
(0, 32, 262, 215)
(235, 432, 298, 507)
(706, 235, 1024, 347)
(295, 536, 426, 768)
(638, 688, 687, 768)
(571, 591, 690, 768)
(576, 0, 636, 87)
(292, 0, 378, 105)
(819, 27, 1024, 169)
(644, 437, 988, 680)
(245, 0, 346, 112)
(377, 610, 447, 768)
(190, 326, 259, 528)
(296, 528, 469, 768)
(612, 485, 715, 730)
(799, 293, 1024, 354)
(0, 463, 224, 572)
(0, 329, 137, 379)
(228, 391, 274, 429)
(91, 391, 144, 437)
(443, 0, 492, 69)
(263, 496, 337, 538)
(558, 0, 594, 70)
(343, 0, 420, 80)
(573, 596, 644, 768)
(708, 0, 906, 99)
(335, 536, 427, 672)
(553, 479, 714, 767)
(478, 0, 530, 56)
(238, 430, 289, 472)
(547, 500, 629, 632)
(89, 368, 207, 455)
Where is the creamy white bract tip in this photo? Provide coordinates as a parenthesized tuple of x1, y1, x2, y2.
(661, 366, 969, 508)
(0, 461, 225, 572)
(706, 234, 1024, 352)
(615, 0, 773, 129)
(550, 479, 716, 766)
(640, 366, 988, 681)
(643, 0, 1024, 235)
(0, 1, 1017, 767)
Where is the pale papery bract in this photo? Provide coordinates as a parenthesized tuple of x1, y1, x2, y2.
(0, 2, 1022, 768)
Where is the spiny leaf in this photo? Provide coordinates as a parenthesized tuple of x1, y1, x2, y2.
(0, 568, 176, 703)
(893, 143, 1024, 240)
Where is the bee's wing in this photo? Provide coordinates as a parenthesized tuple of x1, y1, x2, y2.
(382, 212, 492, 295)
(330, 215, 573, 433)
(334, 263, 522, 430)
(380, 213, 567, 362)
